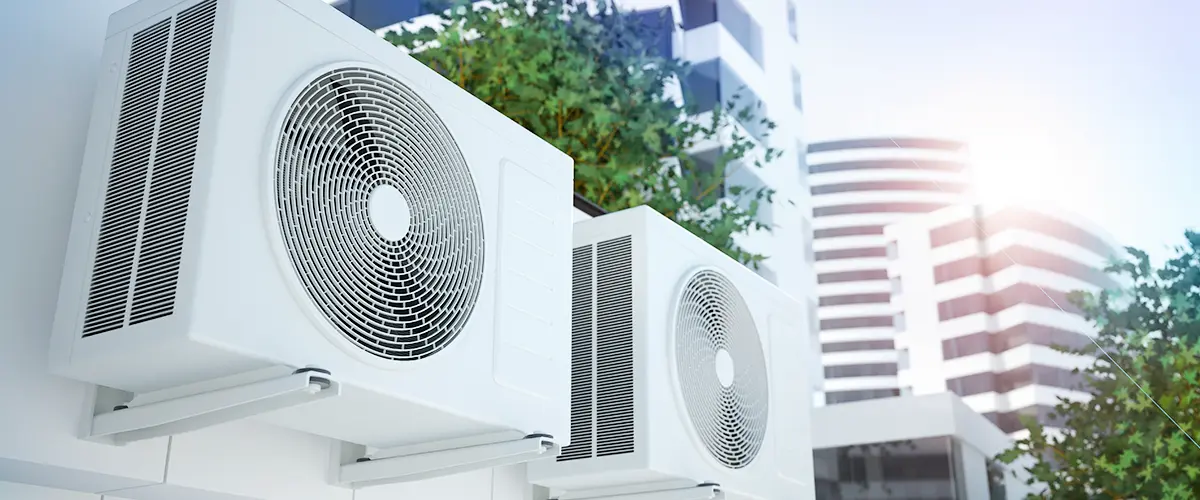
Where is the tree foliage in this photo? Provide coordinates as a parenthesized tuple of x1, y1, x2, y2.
(384, 0, 783, 267)
(997, 231, 1200, 498)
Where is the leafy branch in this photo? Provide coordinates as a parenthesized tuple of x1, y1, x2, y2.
(384, 0, 783, 267)
(996, 231, 1200, 499)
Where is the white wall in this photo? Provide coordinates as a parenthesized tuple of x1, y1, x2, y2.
(0, 1, 542, 499)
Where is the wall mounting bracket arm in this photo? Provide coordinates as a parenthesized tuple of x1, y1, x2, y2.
(87, 367, 341, 445)
(556, 483, 724, 500)
(339, 433, 561, 488)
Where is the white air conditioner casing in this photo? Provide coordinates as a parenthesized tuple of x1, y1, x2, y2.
(527, 206, 814, 500)
(49, 0, 573, 449)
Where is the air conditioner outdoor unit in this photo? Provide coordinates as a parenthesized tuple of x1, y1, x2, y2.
(49, 0, 573, 464)
(526, 206, 814, 500)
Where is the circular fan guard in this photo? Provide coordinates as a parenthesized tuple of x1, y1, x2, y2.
(674, 269, 769, 469)
(273, 66, 485, 362)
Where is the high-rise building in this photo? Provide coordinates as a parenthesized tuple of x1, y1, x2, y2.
(886, 203, 1120, 436)
(807, 137, 972, 406)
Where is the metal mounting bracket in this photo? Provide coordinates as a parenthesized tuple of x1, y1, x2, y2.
(555, 484, 724, 500)
(87, 367, 341, 445)
(339, 433, 561, 488)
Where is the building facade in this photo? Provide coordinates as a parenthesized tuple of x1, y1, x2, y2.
(886, 204, 1120, 435)
(807, 138, 972, 406)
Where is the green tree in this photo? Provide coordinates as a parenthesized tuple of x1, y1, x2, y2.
(997, 231, 1200, 499)
(384, 0, 783, 267)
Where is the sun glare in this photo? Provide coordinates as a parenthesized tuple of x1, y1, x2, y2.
(933, 85, 1080, 207)
(967, 129, 1069, 205)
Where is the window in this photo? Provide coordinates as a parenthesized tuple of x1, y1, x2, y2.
(812, 180, 970, 195)
(625, 7, 675, 61)
(808, 137, 966, 153)
(947, 367, 1088, 398)
(725, 161, 773, 226)
(822, 340, 894, 353)
(929, 218, 979, 248)
(824, 388, 900, 404)
(934, 247, 1114, 289)
(814, 202, 950, 217)
(931, 208, 1115, 257)
(679, 0, 718, 29)
(942, 333, 991, 359)
(885, 240, 899, 259)
(796, 140, 808, 189)
(984, 246, 1116, 289)
(819, 292, 890, 307)
(824, 363, 899, 378)
(982, 208, 1115, 257)
(890, 276, 903, 295)
(682, 60, 722, 116)
(791, 69, 804, 111)
(681, 59, 768, 143)
(937, 294, 988, 321)
(817, 269, 888, 284)
(933, 257, 985, 283)
(946, 372, 994, 396)
(786, 2, 798, 41)
(893, 312, 906, 332)
(814, 225, 885, 239)
(897, 348, 910, 370)
(987, 460, 1010, 500)
(755, 263, 777, 285)
(809, 158, 966, 174)
(687, 148, 772, 226)
(817, 269, 889, 284)
(943, 325, 1096, 360)
(808, 300, 820, 339)
(985, 284, 1081, 316)
(686, 147, 725, 205)
(998, 365, 1089, 393)
(814, 246, 887, 261)
(332, 0, 453, 31)
(992, 405, 1065, 433)
(801, 217, 815, 263)
(679, 0, 764, 67)
(820, 316, 893, 330)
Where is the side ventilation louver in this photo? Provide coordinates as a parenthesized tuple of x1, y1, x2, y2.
(558, 236, 635, 462)
(81, 0, 218, 337)
(559, 245, 595, 462)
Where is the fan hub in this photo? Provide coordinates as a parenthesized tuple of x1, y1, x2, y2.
(367, 184, 411, 242)
(714, 348, 735, 388)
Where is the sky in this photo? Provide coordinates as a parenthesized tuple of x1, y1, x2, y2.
(795, 0, 1200, 262)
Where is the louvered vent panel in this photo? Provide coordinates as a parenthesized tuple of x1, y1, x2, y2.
(81, 19, 172, 337)
(82, 0, 218, 337)
(557, 244, 595, 462)
(129, 0, 217, 324)
(595, 235, 635, 457)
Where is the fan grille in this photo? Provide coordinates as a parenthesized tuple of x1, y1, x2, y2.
(674, 269, 769, 469)
(274, 66, 485, 361)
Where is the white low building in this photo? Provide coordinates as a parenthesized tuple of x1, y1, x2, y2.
(811, 393, 1035, 499)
